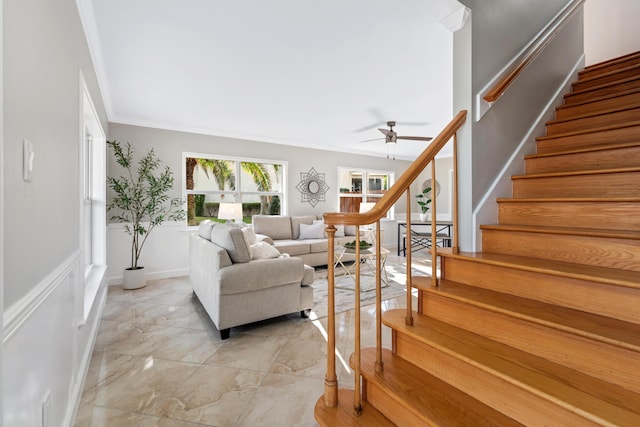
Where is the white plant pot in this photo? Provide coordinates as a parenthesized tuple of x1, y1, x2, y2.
(419, 213, 430, 222)
(123, 267, 146, 290)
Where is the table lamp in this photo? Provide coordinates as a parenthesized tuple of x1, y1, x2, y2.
(218, 202, 243, 223)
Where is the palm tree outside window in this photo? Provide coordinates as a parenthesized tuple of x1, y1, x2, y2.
(184, 153, 287, 226)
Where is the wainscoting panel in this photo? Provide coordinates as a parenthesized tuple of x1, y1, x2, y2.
(2, 252, 106, 427)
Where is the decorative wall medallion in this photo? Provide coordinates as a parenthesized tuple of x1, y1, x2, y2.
(296, 167, 329, 207)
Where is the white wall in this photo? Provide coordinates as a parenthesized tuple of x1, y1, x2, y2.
(454, 0, 585, 250)
(106, 123, 455, 281)
(584, 0, 640, 65)
(2, 0, 108, 425)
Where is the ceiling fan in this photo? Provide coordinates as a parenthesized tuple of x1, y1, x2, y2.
(360, 121, 433, 159)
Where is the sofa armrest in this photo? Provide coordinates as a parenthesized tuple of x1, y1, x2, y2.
(218, 256, 305, 295)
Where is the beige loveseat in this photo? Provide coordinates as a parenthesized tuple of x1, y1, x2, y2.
(190, 220, 314, 340)
(252, 215, 358, 267)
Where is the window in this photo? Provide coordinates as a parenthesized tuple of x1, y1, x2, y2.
(79, 72, 107, 324)
(184, 153, 287, 226)
(338, 167, 393, 217)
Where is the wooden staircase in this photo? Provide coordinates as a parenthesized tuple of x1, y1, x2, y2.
(316, 52, 640, 426)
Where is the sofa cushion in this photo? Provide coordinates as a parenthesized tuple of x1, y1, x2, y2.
(253, 215, 292, 240)
(308, 239, 328, 253)
(299, 222, 325, 239)
(291, 215, 316, 240)
(218, 257, 304, 295)
(273, 240, 311, 256)
(198, 220, 216, 240)
(210, 224, 252, 263)
(250, 241, 282, 260)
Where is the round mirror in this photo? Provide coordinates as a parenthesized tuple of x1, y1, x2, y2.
(421, 179, 441, 198)
(307, 180, 320, 194)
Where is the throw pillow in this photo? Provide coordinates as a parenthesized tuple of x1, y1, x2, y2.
(198, 220, 216, 240)
(250, 241, 282, 260)
(242, 227, 258, 246)
(344, 225, 357, 236)
(299, 221, 325, 239)
(313, 220, 345, 237)
(291, 215, 316, 240)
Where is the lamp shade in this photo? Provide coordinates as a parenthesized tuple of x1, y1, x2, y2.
(218, 202, 243, 222)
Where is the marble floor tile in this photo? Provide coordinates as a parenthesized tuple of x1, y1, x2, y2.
(75, 262, 414, 426)
(154, 364, 265, 426)
(236, 373, 323, 427)
(204, 332, 289, 372)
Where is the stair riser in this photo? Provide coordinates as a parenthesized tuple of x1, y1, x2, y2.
(364, 383, 424, 426)
(512, 171, 640, 198)
(441, 256, 640, 325)
(482, 229, 640, 271)
(394, 333, 602, 426)
(573, 67, 640, 92)
(580, 56, 640, 80)
(422, 293, 640, 394)
(536, 125, 640, 154)
(525, 145, 640, 174)
(498, 200, 640, 231)
(556, 91, 640, 120)
(565, 78, 640, 104)
(546, 108, 640, 135)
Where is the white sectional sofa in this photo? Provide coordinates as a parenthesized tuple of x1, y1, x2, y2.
(252, 215, 358, 267)
(190, 220, 315, 340)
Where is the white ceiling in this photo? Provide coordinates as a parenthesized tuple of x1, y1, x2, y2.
(80, 0, 464, 160)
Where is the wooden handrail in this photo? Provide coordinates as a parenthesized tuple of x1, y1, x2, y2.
(323, 110, 468, 227)
(482, 0, 584, 103)
(320, 110, 467, 412)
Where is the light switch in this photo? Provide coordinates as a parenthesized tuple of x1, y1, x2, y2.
(23, 139, 35, 182)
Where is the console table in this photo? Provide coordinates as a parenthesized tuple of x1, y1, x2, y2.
(397, 220, 453, 256)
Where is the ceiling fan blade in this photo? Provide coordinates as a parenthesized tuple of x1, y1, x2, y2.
(397, 135, 433, 141)
(378, 128, 392, 136)
(358, 137, 384, 143)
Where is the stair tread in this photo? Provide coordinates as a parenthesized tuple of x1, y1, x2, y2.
(436, 250, 640, 289)
(420, 280, 640, 351)
(354, 348, 523, 426)
(525, 141, 640, 159)
(573, 63, 640, 86)
(511, 165, 640, 179)
(536, 119, 640, 141)
(546, 103, 640, 126)
(581, 51, 640, 73)
(496, 196, 640, 203)
(383, 309, 640, 425)
(557, 87, 640, 111)
(315, 389, 394, 427)
(566, 74, 640, 98)
(479, 223, 640, 240)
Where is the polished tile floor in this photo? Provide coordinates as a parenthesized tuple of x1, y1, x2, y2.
(74, 256, 417, 427)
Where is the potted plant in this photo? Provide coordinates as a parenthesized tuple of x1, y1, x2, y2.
(107, 140, 185, 289)
(416, 186, 432, 222)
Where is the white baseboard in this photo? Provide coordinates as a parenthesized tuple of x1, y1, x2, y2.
(108, 267, 189, 286)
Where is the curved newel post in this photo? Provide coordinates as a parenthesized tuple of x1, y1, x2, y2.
(353, 225, 363, 416)
(405, 190, 414, 326)
(375, 219, 383, 374)
(323, 224, 338, 407)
